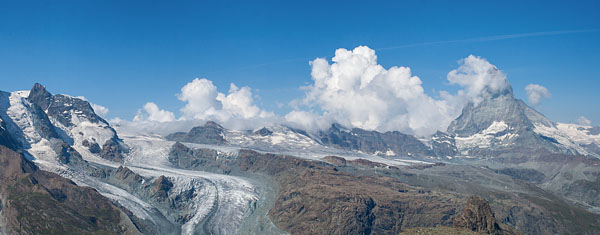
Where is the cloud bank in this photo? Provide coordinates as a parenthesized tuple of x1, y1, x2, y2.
(578, 116, 592, 126)
(285, 46, 511, 136)
(128, 78, 276, 132)
(525, 84, 552, 105)
(284, 46, 464, 136)
(121, 45, 519, 136)
(133, 102, 176, 122)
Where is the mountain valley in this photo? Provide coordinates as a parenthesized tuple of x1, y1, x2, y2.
(0, 83, 599, 234)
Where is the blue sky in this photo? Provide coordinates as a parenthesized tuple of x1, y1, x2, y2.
(1, 0, 599, 126)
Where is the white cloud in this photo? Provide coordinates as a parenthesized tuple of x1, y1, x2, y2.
(91, 103, 109, 117)
(128, 78, 275, 131)
(177, 78, 273, 122)
(75, 96, 109, 117)
(578, 116, 592, 126)
(525, 84, 552, 105)
(447, 55, 510, 105)
(178, 78, 222, 119)
(217, 84, 266, 119)
(284, 110, 330, 132)
(133, 102, 175, 122)
(290, 45, 465, 136)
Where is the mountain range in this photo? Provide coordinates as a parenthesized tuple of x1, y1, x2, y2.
(0, 83, 599, 234)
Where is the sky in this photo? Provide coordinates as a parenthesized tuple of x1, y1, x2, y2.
(1, 0, 599, 133)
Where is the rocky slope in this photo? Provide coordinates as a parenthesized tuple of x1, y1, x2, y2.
(0, 145, 141, 234)
(318, 123, 434, 158)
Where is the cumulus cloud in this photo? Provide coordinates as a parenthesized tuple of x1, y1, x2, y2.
(133, 102, 176, 122)
(578, 116, 592, 126)
(91, 103, 109, 117)
(447, 55, 510, 105)
(525, 84, 552, 105)
(178, 78, 222, 119)
(128, 78, 275, 131)
(288, 46, 465, 136)
(177, 78, 274, 121)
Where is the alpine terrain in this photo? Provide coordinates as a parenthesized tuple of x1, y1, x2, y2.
(1, 82, 600, 235)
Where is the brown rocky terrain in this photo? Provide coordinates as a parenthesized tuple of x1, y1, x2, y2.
(453, 196, 501, 234)
(234, 150, 500, 234)
(0, 146, 141, 234)
(168, 145, 600, 234)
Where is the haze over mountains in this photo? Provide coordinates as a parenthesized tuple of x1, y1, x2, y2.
(1, 49, 600, 234)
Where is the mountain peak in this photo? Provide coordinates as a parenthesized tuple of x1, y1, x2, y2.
(447, 88, 525, 137)
(204, 121, 224, 129)
(27, 83, 52, 110)
(446, 81, 554, 138)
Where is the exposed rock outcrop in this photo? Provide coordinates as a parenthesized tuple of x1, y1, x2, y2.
(165, 121, 227, 145)
(168, 142, 230, 174)
(453, 196, 522, 235)
(453, 196, 501, 234)
(150, 175, 173, 200)
(0, 118, 18, 151)
(319, 123, 433, 158)
(100, 137, 126, 162)
(254, 127, 273, 136)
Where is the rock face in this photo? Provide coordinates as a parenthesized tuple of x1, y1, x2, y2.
(165, 121, 227, 145)
(254, 127, 273, 136)
(0, 118, 18, 150)
(28, 83, 107, 127)
(430, 131, 458, 158)
(27, 83, 53, 112)
(442, 85, 564, 157)
(168, 142, 230, 174)
(453, 196, 501, 234)
(318, 123, 433, 158)
(50, 138, 84, 165)
(100, 137, 126, 162)
(0, 146, 140, 234)
(447, 86, 549, 136)
(150, 175, 173, 200)
(25, 83, 128, 162)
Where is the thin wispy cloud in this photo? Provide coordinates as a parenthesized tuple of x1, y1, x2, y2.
(377, 29, 599, 51)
